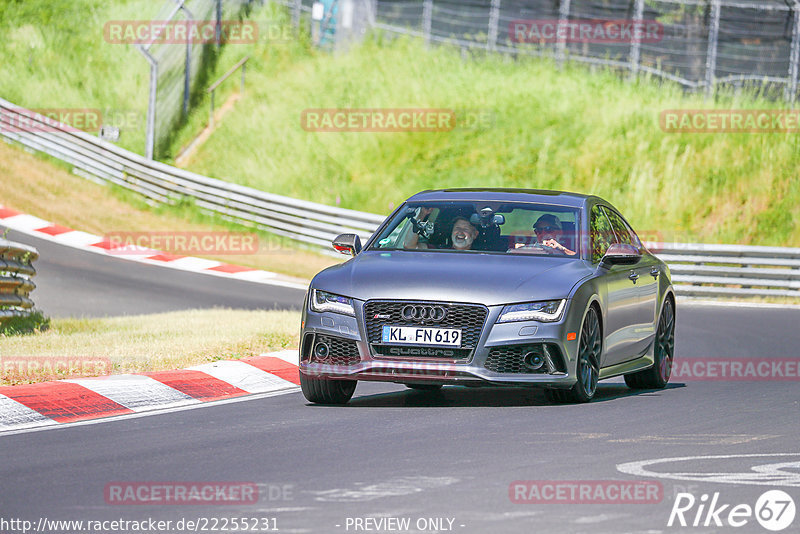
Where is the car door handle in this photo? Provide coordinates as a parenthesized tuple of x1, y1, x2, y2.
(650, 267, 660, 279)
(628, 271, 639, 283)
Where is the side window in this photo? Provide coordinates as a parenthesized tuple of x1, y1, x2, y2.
(602, 208, 641, 248)
(590, 205, 616, 263)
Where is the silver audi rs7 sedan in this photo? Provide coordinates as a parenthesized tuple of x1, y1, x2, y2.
(299, 189, 676, 404)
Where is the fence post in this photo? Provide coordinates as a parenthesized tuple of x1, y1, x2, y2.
(136, 45, 158, 160)
(487, 0, 500, 51)
(704, 0, 721, 98)
(557, 0, 571, 67)
(629, 0, 645, 80)
(422, 0, 433, 46)
(293, 0, 302, 30)
(179, 4, 195, 117)
(215, 0, 223, 50)
(786, 2, 800, 104)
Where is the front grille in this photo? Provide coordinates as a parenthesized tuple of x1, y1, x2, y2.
(485, 344, 566, 374)
(364, 300, 488, 358)
(312, 334, 361, 366)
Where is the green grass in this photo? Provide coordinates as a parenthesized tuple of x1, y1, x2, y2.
(3, 2, 800, 246)
(0, 312, 50, 336)
(0, 0, 151, 152)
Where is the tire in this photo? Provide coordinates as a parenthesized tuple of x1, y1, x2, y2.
(404, 383, 443, 391)
(625, 297, 675, 390)
(300, 373, 357, 404)
(549, 307, 601, 404)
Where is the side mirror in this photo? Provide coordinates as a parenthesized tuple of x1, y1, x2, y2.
(332, 233, 362, 256)
(601, 243, 641, 266)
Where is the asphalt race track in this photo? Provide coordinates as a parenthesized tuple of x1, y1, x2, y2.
(1, 229, 304, 317)
(2, 233, 799, 533)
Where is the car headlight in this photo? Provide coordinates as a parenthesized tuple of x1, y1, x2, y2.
(310, 289, 355, 316)
(497, 299, 566, 323)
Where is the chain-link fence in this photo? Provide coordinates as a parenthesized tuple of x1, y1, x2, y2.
(270, 0, 800, 102)
(136, 0, 256, 159)
(372, 0, 800, 101)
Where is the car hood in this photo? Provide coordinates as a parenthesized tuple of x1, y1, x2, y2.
(311, 250, 594, 306)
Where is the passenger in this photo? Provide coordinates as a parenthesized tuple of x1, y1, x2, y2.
(533, 214, 576, 256)
(405, 213, 479, 251)
(450, 217, 479, 250)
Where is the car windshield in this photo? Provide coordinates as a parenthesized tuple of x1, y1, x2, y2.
(370, 201, 581, 257)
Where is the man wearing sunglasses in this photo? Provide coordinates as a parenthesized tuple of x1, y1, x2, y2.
(533, 214, 576, 256)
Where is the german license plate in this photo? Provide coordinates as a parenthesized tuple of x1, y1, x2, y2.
(381, 325, 462, 347)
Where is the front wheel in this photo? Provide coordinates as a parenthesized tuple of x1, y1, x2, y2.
(548, 307, 601, 404)
(625, 298, 675, 389)
(300, 373, 357, 404)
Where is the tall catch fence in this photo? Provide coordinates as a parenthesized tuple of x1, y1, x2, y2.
(137, 0, 256, 159)
(272, 0, 800, 102)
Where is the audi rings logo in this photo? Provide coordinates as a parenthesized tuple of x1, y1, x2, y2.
(401, 305, 447, 323)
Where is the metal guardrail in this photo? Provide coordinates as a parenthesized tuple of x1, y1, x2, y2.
(2, 98, 799, 300)
(648, 243, 800, 298)
(0, 98, 385, 250)
(0, 238, 39, 323)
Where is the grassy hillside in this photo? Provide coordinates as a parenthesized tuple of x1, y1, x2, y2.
(170, 10, 800, 246)
(0, 0, 254, 155)
(2, 2, 799, 246)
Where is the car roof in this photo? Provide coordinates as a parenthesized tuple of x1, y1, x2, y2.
(405, 188, 600, 208)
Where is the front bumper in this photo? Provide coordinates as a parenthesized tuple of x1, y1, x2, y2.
(300, 298, 582, 389)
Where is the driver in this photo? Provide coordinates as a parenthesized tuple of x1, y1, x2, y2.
(533, 214, 576, 256)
